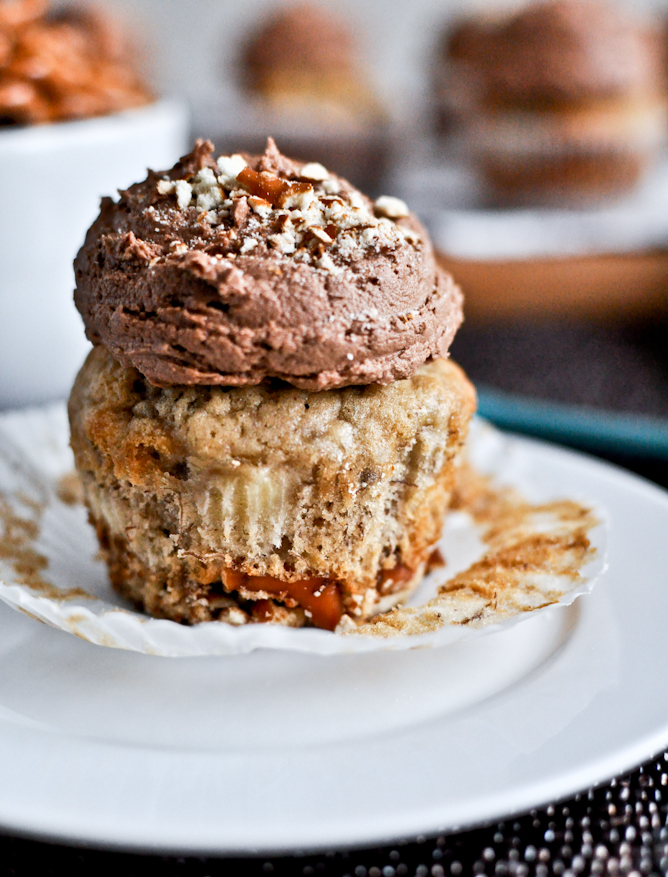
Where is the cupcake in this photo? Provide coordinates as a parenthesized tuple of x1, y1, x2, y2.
(438, 0, 668, 205)
(68, 138, 474, 631)
(241, 2, 383, 124)
(0, 0, 151, 125)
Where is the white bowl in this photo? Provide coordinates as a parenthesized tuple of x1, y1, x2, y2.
(0, 99, 189, 409)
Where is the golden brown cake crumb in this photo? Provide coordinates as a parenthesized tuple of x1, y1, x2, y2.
(69, 347, 476, 630)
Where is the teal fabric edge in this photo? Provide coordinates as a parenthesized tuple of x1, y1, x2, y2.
(477, 385, 668, 459)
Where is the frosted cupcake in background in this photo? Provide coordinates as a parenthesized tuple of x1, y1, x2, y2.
(437, 0, 668, 205)
(241, 2, 383, 125)
(227, 2, 388, 194)
(433, 16, 490, 136)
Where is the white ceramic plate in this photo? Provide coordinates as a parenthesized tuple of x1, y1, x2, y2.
(0, 415, 665, 855)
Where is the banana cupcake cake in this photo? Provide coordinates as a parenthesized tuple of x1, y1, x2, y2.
(69, 139, 474, 631)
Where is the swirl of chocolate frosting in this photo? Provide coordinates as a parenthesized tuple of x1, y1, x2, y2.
(74, 139, 462, 391)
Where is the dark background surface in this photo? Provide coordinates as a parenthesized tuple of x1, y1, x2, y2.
(451, 318, 668, 489)
(450, 319, 668, 420)
(2, 319, 668, 876)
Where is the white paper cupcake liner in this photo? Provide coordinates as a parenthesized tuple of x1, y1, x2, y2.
(0, 404, 607, 656)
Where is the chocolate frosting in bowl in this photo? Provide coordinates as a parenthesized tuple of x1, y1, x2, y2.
(74, 139, 463, 390)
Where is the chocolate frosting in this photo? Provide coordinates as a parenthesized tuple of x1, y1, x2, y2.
(452, 0, 665, 105)
(74, 139, 463, 390)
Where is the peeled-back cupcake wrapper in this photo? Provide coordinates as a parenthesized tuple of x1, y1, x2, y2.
(0, 405, 607, 656)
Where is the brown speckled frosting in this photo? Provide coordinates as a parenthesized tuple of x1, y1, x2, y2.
(454, 0, 666, 106)
(74, 139, 462, 390)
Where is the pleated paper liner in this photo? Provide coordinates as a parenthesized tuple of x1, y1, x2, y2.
(0, 406, 607, 656)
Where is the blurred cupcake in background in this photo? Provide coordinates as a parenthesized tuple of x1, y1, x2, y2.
(433, 16, 490, 136)
(201, 1, 389, 194)
(437, 0, 668, 205)
(241, 2, 383, 125)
